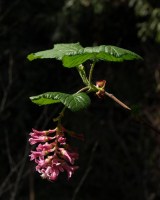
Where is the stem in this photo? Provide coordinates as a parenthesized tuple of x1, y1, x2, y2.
(54, 106, 67, 154)
(76, 86, 89, 94)
(104, 90, 160, 134)
(76, 65, 89, 86)
(58, 106, 67, 126)
(104, 91, 131, 111)
(138, 116, 160, 134)
(89, 57, 97, 86)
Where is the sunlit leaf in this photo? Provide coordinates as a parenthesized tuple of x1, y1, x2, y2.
(27, 43, 143, 68)
(30, 92, 91, 112)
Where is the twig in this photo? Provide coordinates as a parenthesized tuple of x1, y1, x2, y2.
(0, 55, 13, 114)
(104, 91, 131, 110)
(10, 142, 29, 200)
(0, 0, 21, 22)
(72, 141, 99, 200)
(0, 161, 22, 195)
(0, 183, 14, 196)
(4, 89, 25, 110)
(29, 163, 35, 200)
(138, 116, 160, 135)
(5, 131, 15, 170)
(104, 91, 160, 134)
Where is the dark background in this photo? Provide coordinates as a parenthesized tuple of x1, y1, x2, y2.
(1, 0, 160, 200)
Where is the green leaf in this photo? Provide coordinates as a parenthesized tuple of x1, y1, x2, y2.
(27, 43, 143, 67)
(62, 53, 93, 68)
(30, 92, 91, 112)
(62, 45, 143, 67)
(27, 43, 83, 61)
(131, 105, 141, 116)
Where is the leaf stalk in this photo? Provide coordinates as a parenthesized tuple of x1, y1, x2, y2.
(89, 57, 97, 86)
(76, 65, 89, 86)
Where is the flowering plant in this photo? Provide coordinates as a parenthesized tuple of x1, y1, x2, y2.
(27, 43, 143, 182)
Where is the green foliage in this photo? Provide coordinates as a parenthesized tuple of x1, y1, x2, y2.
(129, 0, 160, 42)
(27, 43, 143, 68)
(131, 105, 141, 116)
(30, 92, 91, 112)
(27, 43, 82, 61)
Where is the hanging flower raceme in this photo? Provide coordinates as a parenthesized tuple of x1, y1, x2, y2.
(29, 125, 83, 182)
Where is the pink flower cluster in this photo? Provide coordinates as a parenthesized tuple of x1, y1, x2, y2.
(29, 127, 84, 182)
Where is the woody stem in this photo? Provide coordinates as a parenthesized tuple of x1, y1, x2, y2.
(104, 91, 131, 110)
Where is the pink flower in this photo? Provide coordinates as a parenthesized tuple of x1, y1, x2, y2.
(29, 136, 55, 145)
(58, 136, 66, 145)
(59, 148, 79, 164)
(29, 128, 57, 137)
(29, 129, 47, 137)
(36, 142, 55, 151)
(40, 160, 64, 182)
(29, 150, 49, 161)
(35, 156, 52, 171)
(62, 162, 79, 179)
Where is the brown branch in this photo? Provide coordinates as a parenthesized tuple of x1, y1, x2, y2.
(138, 116, 160, 135)
(104, 91, 131, 111)
(104, 90, 160, 135)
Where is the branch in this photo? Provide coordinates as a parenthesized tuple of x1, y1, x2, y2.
(104, 91, 131, 111)
(104, 90, 160, 135)
(10, 142, 29, 200)
(72, 141, 99, 200)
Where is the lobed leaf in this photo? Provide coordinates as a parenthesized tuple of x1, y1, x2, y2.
(30, 92, 91, 112)
(27, 43, 83, 61)
(27, 43, 143, 68)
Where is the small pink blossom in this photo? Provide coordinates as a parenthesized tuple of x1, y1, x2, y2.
(59, 148, 79, 164)
(62, 162, 79, 179)
(36, 142, 55, 151)
(58, 136, 66, 145)
(35, 156, 52, 171)
(29, 150, 49, 161)
(29, 129, 47, 137)
(29, 136, 55, 145)
(40, 161, 64, 182)
(49, 172, 58, 181)
(29, 128, 57, 137)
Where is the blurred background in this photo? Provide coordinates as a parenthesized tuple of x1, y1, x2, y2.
(1, 0, 160, 199)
